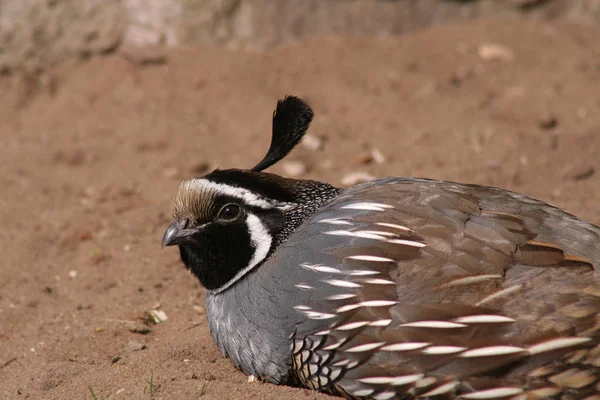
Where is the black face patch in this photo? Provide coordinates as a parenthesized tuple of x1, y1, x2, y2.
(179, 220, 254, 291)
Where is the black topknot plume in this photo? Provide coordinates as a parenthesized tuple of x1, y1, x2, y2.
(251, 95, 314, 172)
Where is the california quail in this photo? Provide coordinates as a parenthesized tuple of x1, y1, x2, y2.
(162, 96, 600, 399)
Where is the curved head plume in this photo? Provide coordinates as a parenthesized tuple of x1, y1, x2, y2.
(251, 95, 314, 172)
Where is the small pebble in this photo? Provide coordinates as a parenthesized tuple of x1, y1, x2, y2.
(145, 309, 168, 324)
(539, 115, 558, 130)
(116, 388, 125, 395)
(248, 375, 258, 383)
(478, 43, 514, 62)
(302, 134, 324, 151)
(567, 165, 595, 182)
(193, 305, 206, 314)
(370, 148, 386, 165)
(69, 270, 78, 279)
(357, 148, 386, 165)
(129, 324, 152, 335)
(341, 172, 376, 186)
(123, 244, 132, 252)
(282, 160, 307, 177)
(126, 340, 145, 352)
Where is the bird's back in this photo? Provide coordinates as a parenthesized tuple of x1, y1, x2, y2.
(242, 177, 600, 398)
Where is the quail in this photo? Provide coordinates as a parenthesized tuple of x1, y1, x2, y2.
(162, 96, 600, 399)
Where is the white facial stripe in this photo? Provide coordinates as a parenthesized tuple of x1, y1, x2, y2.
(192, 179, 291, 209)
(246, 213, 272, 270)
(211, 212, 272, 293)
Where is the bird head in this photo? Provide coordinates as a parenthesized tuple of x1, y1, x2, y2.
(162, 96, 340, 292)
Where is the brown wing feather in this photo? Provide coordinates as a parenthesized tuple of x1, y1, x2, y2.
(290, 178, 600, 399)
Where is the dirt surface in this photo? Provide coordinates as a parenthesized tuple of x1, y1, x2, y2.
(1, 17, 600, 400)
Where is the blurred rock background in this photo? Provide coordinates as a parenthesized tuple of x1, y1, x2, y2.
(2, 0, 600, 74)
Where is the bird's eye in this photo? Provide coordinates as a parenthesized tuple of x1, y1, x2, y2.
(217, 203, 241, 222)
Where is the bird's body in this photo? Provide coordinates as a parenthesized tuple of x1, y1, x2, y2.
(162, 97, 600, 399)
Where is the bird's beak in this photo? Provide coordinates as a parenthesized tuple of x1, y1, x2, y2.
(161, 221, 196, 248)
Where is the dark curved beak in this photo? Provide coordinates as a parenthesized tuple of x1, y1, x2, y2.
(161, 221, 196, 248)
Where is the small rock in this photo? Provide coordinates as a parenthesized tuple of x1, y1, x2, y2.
(123, 244, 132, 252)
(69, 270, 78, 279)
(370, 148, 386, 165)
(539, 115, 558, 130)
(129, 324, 152, 335)
(185, 371, 200, 380)
(567, 165, 595, 182)
(126, 340, 146, 352)
(193, 305, 205, 314)
(478, 43, 514, 62)
(116, 388, 125, 395)
(151, 302, 161, 310)
(248, 375, 258, 383)
(341, 172, 376, 186)
(356, 148, 386, 165)
(145, 310, 168, 324)
(302, 134, 324, 151)
(282, 160, 307, 177)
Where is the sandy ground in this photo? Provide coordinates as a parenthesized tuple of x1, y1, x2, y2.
(1, 17, 600, 400)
